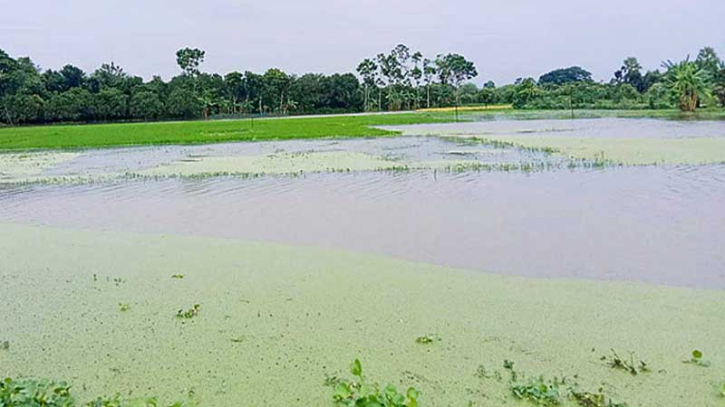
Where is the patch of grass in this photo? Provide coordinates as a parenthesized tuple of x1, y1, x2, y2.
(175, 304, 200, 319)
(0, 112, 456, 151)
(327, 359, 420, 407)
(683, 349, 711, 367)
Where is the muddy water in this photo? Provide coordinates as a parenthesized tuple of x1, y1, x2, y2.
(1, 134, 724, 288)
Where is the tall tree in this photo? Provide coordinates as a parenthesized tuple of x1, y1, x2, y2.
(176, 48, 206, 76)
(663, 58, 710, 111)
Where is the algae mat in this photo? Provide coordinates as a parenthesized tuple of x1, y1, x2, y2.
(464, 135, 725, 165)
(1, 223, 723, 406)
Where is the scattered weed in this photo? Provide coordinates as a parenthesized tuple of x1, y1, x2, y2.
(171, 274, 185, 279)
(327, 359, 420, 407)
(568, 387, 628, 407)
(683, 349, 711, 367)
(118, 303, 130, 312)
(176, 304, 200, 319)
(604, 350, 649, 375)
(1, 341, 8, 351)
(415, 334, 440, 345)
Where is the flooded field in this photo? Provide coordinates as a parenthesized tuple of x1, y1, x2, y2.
(1, 117, 724, 406)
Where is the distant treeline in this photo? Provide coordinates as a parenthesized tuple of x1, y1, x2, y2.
(1, 45, 724, 125)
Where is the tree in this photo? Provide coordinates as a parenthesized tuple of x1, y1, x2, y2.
(176, 48, 205, 76)
(130, 91, 164, 120)
(356, 58, 378, 111)
(613, 57, 645, 91)
(167, 87, 201, 118)
(662, 58, 710, 111)
(435, 53, 477, 117)
(538, 66, 592, 85)
(512, 78, 540, 108)
(695, 47, 723, 78)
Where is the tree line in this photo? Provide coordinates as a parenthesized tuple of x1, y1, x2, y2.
(1, 45, 724, 125)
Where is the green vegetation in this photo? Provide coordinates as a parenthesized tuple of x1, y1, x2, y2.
(0, 377, 192, 407)
(2, 44, 723, 128)
(683, 349, 711, 367)
(118, 303, 130, 312)
(602, 350, 650, 375)
(414, 334, 440, 344)
(510, 376, 563, 406)
(0, 112, 456, 150)
(327, 359, 420, 407)
(175, 304, 200, 319)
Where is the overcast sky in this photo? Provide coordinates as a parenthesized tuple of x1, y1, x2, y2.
(1, 0, 724, 85)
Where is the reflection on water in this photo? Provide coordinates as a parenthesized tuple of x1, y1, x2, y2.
(2, 163, 724, 288)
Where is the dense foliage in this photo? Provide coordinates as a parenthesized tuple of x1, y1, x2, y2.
(1, 45, 723, 126)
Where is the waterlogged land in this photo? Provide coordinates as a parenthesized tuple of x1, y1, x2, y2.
(1, 223, 724, 407)
(1, 115, 725, 406)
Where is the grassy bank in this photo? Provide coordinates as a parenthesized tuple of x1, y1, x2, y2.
(1, 222, 723, 407)
(0, 112, 457, 151)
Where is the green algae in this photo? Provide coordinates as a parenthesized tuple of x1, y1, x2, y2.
(1, 222, 723, 407)
(451, 135, 725, 165)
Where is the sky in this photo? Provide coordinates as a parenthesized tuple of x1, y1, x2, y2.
(1, 0, 724, 85)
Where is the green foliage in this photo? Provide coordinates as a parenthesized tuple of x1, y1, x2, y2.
(0, 378, 192, 407)
(170, 274, 184, 279)
(510, 376, 563, 406)
(539, 67, 593, 85)
(118, 303, 130, 312)
(328, 359, 420, 407)
(663, 58, 711, 111)
(0, 377, 74, 407)
(683, 349, 711, 367)
(175, 304, 200, 319)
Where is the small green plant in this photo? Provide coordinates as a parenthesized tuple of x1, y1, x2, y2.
(503, 360, 515, 370)
(118, 303, 130, 312)
(683, 349, 711, 367)
(718, 382, 725, 398)
(175, 304, 200, 319)
(1, 340, 8, 350)
(171, 274, 184, 279)
(604, 350, 649, 375)
(414, 334, 440, 344)
(328, 359, 419, 407)
(511, 376, 562, 406)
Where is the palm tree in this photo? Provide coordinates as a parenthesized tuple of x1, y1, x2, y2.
(662, 58, 710, 111)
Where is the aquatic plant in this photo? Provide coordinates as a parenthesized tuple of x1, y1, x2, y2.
(414, 334, 440, 344)
(604, 350, 649, 375)
(683, 349, 711, 367)
(171, 274, 185, 279)
(327, 359, 420, 407)
(175, 304, 200, 319)
(0, 377, 73, 407)
(118, 303, 130, 312)
(510, 376, 563, 406)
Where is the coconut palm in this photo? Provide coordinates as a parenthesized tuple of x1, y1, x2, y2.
(662, 58, 710, 111)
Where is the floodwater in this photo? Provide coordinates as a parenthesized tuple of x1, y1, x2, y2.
(1, 118, 724, 289)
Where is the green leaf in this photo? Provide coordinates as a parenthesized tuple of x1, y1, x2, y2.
(351, 359, 363, 377)
(692, 349, 703, 359)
